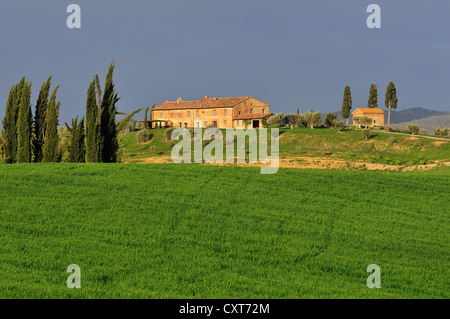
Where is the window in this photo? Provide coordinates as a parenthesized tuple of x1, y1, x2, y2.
(204, 121, 207, 127)
(171, 114, 173, 118)
(178, 113, 181, 118)
(224, 120, 227, 126)
(160, 113, 163, 118)
(213, 121, 217, 128)
(224, 109, 227, 115)
(213, 110, 216, 116)
(250, 109, 253, 114)
(262, 109, 265, 114)
(187, 111, 190, 117)
(239, 111, 241, 115)
(196, 111, 199, 117)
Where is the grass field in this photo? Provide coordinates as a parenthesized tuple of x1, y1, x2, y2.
(0, 164, 448, 298)
(118, 127, 450, 166)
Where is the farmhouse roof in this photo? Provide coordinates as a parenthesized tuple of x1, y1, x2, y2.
(352, 108, 385, 114)
(153, 96, 263, 111)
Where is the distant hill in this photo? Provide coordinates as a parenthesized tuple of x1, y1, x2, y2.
(335, 107, 449, 126)
(391, 114, 450, 133)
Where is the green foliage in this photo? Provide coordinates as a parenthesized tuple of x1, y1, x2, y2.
(302, 111, 322, 129)
(67, 116, 86, 163)
(284, 113, 302, 129)
(0, 164, 448, 298)
(17, 81, 32, 163)
(266, 113, 284, 126)
(32, 76, 52, 163)
(43, 86, 61, 162)
(407, 123, 419, 136)
(136, 129, 152, 143)
(368, 83, 378, 108)
(385, 81, 398, 126)
(387, 136, 397, 144)
(332, 119, 345, 132)
(99, 61, 121, 163)
(362, 128, 371, 140)
(354, 116, 372, 128)
(85, 80, 100, 163)
(341, 85, 352, 124)
(325, 112, 338, 127)
(434, 127, 449, 139)
(1, 78, 26, 163)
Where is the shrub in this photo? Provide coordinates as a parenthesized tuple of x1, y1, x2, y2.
(387, 136, 396, 144)
(434, 127, 450, 138)
(284, 113, 302, 129)
(407, 124, 419, 136)
(266, 113, 284, 126)
(136, 129, 152, 143)
(325, 112, 338, 127)
(165, 127, 176, 140)
(362, 129, 371, 140)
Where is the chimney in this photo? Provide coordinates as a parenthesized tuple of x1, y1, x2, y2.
(213, 97, 217, 101)
(177, 97, 182, 103)
(204, 95, 209, 99)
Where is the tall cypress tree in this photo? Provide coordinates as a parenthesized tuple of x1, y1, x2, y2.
(1, 85, 19, 163)
(85, 80, 100, 162)
(385, 82, 398, 127)
(17, 81, 32, 163)
(368, 83, 378, 108)
(1, 78, 26, 163)
(67, 116, 86, 163)
(99, 62, 120, 163)
(33, 76, 52, 162)
(43, 86, 60, 162)
(341, 85, 352, 125)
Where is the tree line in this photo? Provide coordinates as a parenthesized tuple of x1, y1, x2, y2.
(0, 62, 140, 164)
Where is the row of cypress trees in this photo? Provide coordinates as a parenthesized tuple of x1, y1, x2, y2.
(340, 82, 398, 127)
(1, 76, 61, 163)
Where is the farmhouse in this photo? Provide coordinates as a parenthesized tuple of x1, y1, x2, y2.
(352, 108, 385, 127)
(151, 96, 270, 129)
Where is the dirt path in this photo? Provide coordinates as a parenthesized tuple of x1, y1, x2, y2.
(125, 155, 450, 171)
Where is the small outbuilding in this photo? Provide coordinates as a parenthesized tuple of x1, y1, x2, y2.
(352, 108, 385, 127)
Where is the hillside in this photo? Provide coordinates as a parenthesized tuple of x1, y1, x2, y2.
(118, 127, 450, 168)
(391, 114, 450, 133)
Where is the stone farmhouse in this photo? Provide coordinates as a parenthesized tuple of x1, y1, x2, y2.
(352, 108, 385, 127)
(151, 96, 270, 129)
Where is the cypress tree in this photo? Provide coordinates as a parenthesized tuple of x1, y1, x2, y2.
(385, 82, 398, 127)
(43, 86, 60, 162)
(1, 85, 19, 163)
(32, 76, 52, 162)
(1, 78, 26, 163)
(99, 62, 120, 163)
(68, 116, 86, 163)
(85, 80, 100, 162)
(17, 81, 32, 163)
(368, 83, 378, 108)
(341, 85, 352, 126)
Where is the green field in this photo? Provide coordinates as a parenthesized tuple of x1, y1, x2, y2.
(0, 164, 448, 298)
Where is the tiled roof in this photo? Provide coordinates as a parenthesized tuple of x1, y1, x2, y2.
(352, 108, 385, 114)
(153, 96, 253, 110)
(233, 113, 270, 120)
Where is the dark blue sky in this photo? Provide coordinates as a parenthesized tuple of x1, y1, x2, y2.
(0, 0, 449, 125)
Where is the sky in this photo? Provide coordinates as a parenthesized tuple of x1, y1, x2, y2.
(0, 0, 449, 126)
